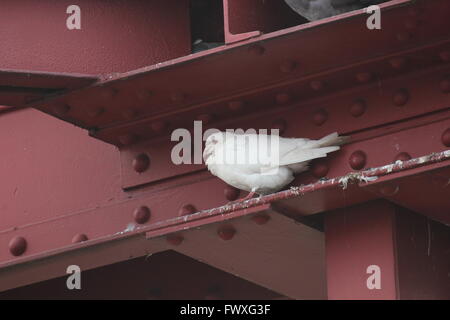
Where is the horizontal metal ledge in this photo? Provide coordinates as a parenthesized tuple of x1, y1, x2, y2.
(22, 0, 443, 145)
(1, 149, 448, 272)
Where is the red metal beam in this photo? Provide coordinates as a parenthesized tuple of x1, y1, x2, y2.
(20, 0, 443, 145)
(325, 200, 450, 299)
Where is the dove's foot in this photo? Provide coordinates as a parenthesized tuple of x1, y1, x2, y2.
(227, 191, 256, 205)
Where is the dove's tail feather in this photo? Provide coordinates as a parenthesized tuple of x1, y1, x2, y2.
(280, 132, 350, 167)
(314, 132, 350, 148)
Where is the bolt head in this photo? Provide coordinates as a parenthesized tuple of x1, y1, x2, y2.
(151, 120, 169, 134)
(217, 226, 236, 241)
(132, 154, 150, 173)
(271, 119, 287, 135)
(9, 236, 27, 256)
(393, 89, 410, 106)
(395, 152, 412, 162)
(179, 204, 196, 216)
(442, 128, 450, 147)
(166, 234, 184, 246)
(133, 206, 151, 224)
(349, 100, 367, 117)
(310, 80, 324, 91)
(380, 184, 400, 197)
(72, 234, 88, 244)
(251, 214, 271, 225)
(224, 186, 240, 201)
(355, 72, 373, 84)
(389, 57, 407, 70)
(311, 160, 329, 178)
(440, 78, 450, 93)
(439, 51, 450, 63)
(349, 150, 367, 170)
(228, 101, 245, 111)
(196, 114, 214, 125)
(312, 109, 328, 126)
(275, 93, 291, 105)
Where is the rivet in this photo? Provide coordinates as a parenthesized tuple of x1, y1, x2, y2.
(132, 153, 150, 173)
(133, 206, 151, 224)
(395, 152, 412, 162)
(271, 119, 287, 135)
(217, 226, 236, 241)
(311, 160, 329, 178)
(9, 236, 27, 256)
(310, 80, 324, 91)
(440, 77, 450, 93)
(380, 184, 400, 197)
(355, 72, 373, 84)
(71, 234, 88, 244)
(224, 186, 240, 201)
(251, 214, 271, 225)
(439, 51, 450, 63)
(397, 32, 411, 42)
(275, 93, 291, 105)
(196, 114, 214, 125)
(349, 150, 367, 170)
(151, 120, 169, 134)
(119, 133, 138, 146)
(228, 101, 245, 111)
(442, 128, 450, 147)
(280, 61, 297, 73)
(166, 234, 184, 246)
(248, 44, 265, 55)
(171, 92, 186, 102)
(179, 204, 196, 216)
(52, 104, 70, 116)
(312, 109, 328, 126)
(393, 89, 410, 106)
(389, 57, 407, 70)
(349, 99, 367, 117)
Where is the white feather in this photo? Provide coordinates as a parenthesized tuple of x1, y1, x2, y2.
(204, 131, 349, 195)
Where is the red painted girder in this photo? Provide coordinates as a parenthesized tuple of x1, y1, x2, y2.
(120, 65, 450, 188)
(1, 149, 448, 272)
(325, 201, 450, 299)
(0, 1, 191, 75)
(0, 69, 98, 108)
(24, 0, 448, 145)
(0, 209, 325, 299)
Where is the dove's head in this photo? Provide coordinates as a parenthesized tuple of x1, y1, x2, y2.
(203, 131, 230, 165)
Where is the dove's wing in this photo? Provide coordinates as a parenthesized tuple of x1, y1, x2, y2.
(269, 132, 347, 168)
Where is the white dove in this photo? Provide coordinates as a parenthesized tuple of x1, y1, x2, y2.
(284, 0, 388, 21)
(203, 131, 348, 199)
